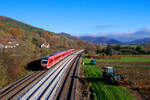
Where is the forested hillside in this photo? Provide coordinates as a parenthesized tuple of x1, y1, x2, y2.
(0, 16, 94, 49)
(0, 16, 96, 88)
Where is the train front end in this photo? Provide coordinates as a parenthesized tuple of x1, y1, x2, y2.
(41, 57, 49, 69)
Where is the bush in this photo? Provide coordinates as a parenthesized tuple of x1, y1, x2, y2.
(32, 37, 38, 46)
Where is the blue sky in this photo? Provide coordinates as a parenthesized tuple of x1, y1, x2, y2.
(0, 0, 150, 41)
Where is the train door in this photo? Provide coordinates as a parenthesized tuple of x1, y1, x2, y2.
(53, 56, 57, 64)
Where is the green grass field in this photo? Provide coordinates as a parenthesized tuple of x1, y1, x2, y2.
(83, 58, 135, 100)
(97, 57, 150, 62)
(120, 45, 138, 48)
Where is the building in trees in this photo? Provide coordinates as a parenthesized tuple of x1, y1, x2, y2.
(41, 43, 49, 48)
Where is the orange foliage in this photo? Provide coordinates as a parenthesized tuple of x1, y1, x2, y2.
(0, 23, 22, 38)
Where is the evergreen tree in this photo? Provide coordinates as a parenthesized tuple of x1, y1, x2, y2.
(106, 45, 113, 56)
(114, 45, 121, 51)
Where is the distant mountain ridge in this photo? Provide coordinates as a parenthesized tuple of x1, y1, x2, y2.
(80, 36, 122, 44)
(128, 38, 150, 44)
(80, 36, 150, 44)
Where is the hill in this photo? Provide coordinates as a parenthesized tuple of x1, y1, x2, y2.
(80, 36, 122, 44)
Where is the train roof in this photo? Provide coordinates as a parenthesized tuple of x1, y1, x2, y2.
(42, 55, 53, 59)
(42, 49, 73, 59)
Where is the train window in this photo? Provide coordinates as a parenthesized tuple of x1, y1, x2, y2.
(42, 60, 48, 65)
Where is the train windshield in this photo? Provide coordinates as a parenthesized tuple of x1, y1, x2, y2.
(42, 60, 48, 65)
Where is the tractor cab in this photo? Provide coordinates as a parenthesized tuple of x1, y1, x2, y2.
(102, 66, 121, 82)
(103, 66, 114, 73)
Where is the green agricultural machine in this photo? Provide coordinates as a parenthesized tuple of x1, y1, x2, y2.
(90, 59, 96, 65)
(102, 66, 121, 83)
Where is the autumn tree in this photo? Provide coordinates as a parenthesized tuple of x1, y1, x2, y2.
(136, 45, 144, 52)
(114, 44, 121, 51)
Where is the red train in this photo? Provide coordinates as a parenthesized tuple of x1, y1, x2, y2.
(41, 49, 74, 69)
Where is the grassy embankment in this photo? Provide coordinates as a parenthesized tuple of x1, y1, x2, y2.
(97, 57, 150, 62)
(83, 58, 135, 100)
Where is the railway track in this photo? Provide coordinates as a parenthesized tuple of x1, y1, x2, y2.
(18, 51, 82, 100)
(54, 52, 82, 100)
(0, 50, 83, 100)
(0, 68, 49, 100)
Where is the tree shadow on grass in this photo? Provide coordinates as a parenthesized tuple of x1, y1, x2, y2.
(85, 63, 91, 65)
(74, 76, 118, 86)
(25, 59, 44, 71)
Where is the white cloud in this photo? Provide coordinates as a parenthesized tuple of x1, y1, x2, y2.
(107, 27, 150, 42)
(134, 27, 150, 34)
